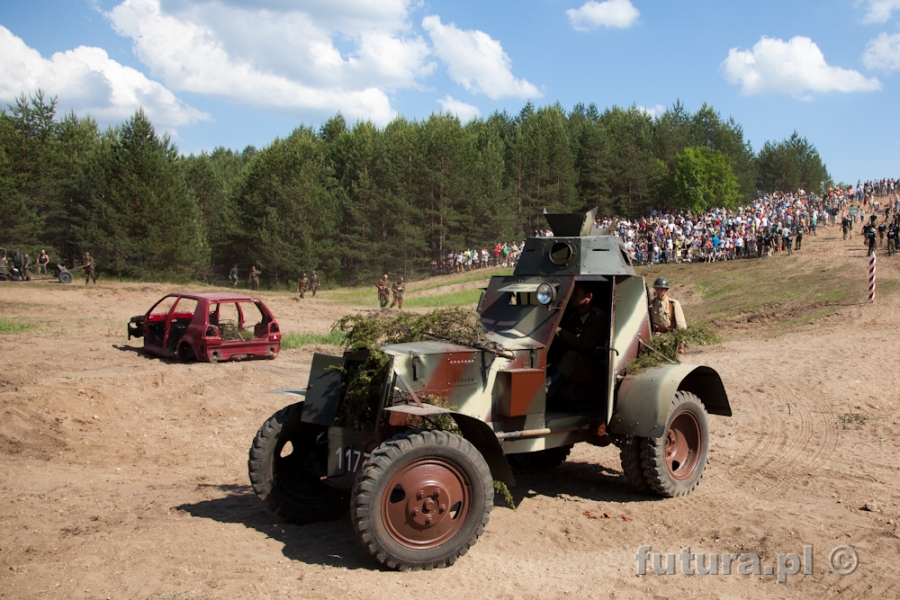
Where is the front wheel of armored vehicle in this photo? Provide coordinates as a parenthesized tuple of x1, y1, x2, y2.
(351, 429, 493, 570)
(641, 391, 709, 497)
(248, 402, 349, 523)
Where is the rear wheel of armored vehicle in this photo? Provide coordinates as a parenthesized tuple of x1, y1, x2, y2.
(641, 391, 709, 497)
(351, 429, 493, 570)
(248, 402, 349, 524)
(619, 437, 651, 493)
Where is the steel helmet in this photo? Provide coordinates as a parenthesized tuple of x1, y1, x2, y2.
(653, 277, 669, 289)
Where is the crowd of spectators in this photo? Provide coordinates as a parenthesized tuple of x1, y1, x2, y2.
(432, 179, 900, 273)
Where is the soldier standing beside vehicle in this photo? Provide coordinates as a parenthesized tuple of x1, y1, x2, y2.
(83, 252, 96, 285)
(390, 277, 405, 309)
(249, 265, 261, 291)
(310, 271, 320, 296)
(38, 250, 49, 278)
(229, 264, 239, 288)
(650, 277, 686, 333)
(377, 274, 390, 308)
(296, 273, 309, 299)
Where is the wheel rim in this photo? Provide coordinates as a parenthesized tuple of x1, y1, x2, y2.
(664, 410, 702, 481)
(381, 457, 471, 549)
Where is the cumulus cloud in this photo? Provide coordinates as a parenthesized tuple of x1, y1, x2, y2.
(636, 104, 667, 118)
(0, 25, 208, 133)
(566, 0, 640, 32)
(721, 35, 881, 98)
(437, 96, 481, 122)
(863, 31, 900, 70)
(861, 0, 900, 24)
(422, 15, 541, 100)
(104, 0, 440, 125)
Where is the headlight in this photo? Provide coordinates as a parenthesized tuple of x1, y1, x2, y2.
(536, 283, 555, 305)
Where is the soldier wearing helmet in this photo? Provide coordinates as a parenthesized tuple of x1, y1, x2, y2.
(390, 276, 405, 309)
(649, 277, 686, 333)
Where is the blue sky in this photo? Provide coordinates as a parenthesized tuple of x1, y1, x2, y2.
(2, 0, 900, 184)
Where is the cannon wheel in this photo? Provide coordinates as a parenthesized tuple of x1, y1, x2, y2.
(351, 429, 493, 570)
(58, 271, 73, 284)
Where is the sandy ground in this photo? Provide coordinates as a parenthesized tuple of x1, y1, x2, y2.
(1, 225, 899, 600)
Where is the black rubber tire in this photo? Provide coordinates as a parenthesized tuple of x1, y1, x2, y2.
(351, 429, 493, 571)
(248, 403, 349, 523)
(507, 445, 572, 471)
(619, 436, 651, 493)
(177, 343, 196, 362)
(640, 391, 710, 498)
(59, 271, 73, 284)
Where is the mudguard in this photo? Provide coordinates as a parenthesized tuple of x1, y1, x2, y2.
(384, 405, 516, 487)
(609, 364, 730, 438)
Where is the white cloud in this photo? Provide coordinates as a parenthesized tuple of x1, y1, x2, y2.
(437, 96, 481, 122)
(0, 25, 208, 134)
(566, 0, 640, 32)
(422, 15, 540, 100)
(863, 31, 900, 70)
(637, 104, 667, 118)
(721, 36, 881, 98)
(861, 0, 900, 24)
(104, 0, 442, 125)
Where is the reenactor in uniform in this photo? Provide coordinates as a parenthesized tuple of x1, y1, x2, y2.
(887, 220, 898, 256)
(83, 252, 96, 285)
(877, 221, 887, 248)
(229, 264, 239, 288)
(309, 271, 320, 296)
(861, 215, 878, 256)
(377, 274, 390, 308)
(390, 277, 405, 309)
(296, 273, 309, 299)
(546, 283, 608, 399)
(38, 250, 50, 278)
(249, 265, 261, 291)
(794, 226, 803, 251)
(649, 277, 687, 333)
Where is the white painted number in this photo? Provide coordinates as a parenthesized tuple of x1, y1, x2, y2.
(335, 447, 370, 472)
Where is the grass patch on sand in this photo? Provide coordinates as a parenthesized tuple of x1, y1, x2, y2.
(0, 317, 36, 334)
(281, 330, 346, 350)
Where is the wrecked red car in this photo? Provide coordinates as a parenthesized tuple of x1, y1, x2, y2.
(128, 292, 281, 362)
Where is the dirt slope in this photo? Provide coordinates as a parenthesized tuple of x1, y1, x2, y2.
(1, 225, 898, 599)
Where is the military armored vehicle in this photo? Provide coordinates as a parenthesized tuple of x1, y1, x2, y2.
(248, 209, 731, 570)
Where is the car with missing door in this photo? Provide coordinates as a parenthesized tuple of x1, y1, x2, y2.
(128, 292, 281, 362)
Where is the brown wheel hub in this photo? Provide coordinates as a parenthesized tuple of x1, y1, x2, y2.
(665, 410, 702, 481)
(382, 458, 470, 549)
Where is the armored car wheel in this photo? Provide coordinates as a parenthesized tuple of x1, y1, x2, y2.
(641, 391, 709, 497)
(351, 429, 493, 570)
(248, 402, 349, 523)
(619, 436, 651, 493)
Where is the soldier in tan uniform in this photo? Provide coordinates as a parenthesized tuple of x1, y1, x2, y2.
(390, 277, 405, 309)
(296, 273, 309, 299)
(377, 274, 390, 308)
(649, 277, 686, 333)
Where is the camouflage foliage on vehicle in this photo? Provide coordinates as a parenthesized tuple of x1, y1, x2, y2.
(331, 308, 486, 430)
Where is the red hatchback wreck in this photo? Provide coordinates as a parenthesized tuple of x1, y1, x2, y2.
(128, 292, 281, 362)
